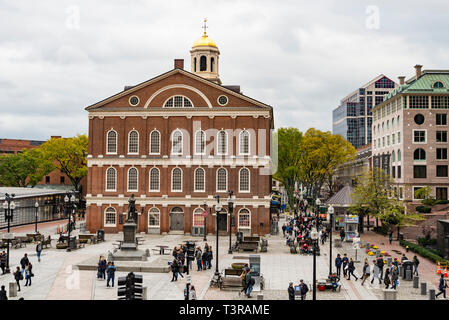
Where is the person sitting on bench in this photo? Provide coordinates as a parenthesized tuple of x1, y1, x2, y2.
(286, 235, 294, 246)
(58, 233, 65, 244)
(301, 243, 309, 254)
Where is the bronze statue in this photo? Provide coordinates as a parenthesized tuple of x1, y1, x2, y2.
(126, 194, 137, 223)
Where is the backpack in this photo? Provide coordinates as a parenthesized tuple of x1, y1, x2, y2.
(19, 273, 24, 280)
(249, 277, 255, 285)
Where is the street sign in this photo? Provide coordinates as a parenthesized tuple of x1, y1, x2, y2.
(352, 237, 361, 249)
(186, 275, 192, 284)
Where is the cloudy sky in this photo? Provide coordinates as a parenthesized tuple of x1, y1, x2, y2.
(1, 0, 448, 140)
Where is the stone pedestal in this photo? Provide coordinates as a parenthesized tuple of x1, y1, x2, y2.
(383, 289, 397, 300)
(9, 282, 17, 297)
(405, 270, 412, 281)
(122, 222, 137, 250)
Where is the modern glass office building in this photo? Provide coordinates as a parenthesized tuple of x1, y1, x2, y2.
(333, 75, 398, 149)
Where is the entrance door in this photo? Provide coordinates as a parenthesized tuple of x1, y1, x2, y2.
(217, 212, 228, 234)
(170, 207, 184, 231)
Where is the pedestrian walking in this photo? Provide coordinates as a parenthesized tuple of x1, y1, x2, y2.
(20, 254, 29, 275)
(335, 254, 342, 277)
(14, 266, 23, 291)
(388, 230, 393, 244)
(347, 258, 358, 281)
(342, 254, 349, 277)
(189, 285, 197, 300)
(282, 224, 287, 237)
(391, 266, 399, 289)
(201, 250, 208, 270)
(207, 249, 213, 269)
(239, 269, 248, 296)
(246, 269, 255, 298)
(24, 264, 32, 287)
(195, 247, 202, 271)
(106, 262, 116, 287)
(370, 259, 381, 285)
(97, 256, 107, 280)
(288, 282, 295, 300)
(0, 251, 6, 274)
(340, 228, 345, 242)
(400, 253, 408, 263)
(384, 268, 391, 289)
(377, 256, 385, 280)
(170, 258, 179, 282)
(361, 260, 371, 286)
(299, 279, 309, 300)
(0, 285, 7, 300)
(435, 274, 447, 299)
(36, 242, 43, 263)
(412, 255, 419, 276)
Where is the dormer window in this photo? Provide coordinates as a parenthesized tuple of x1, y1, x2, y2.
(433, 81, 444, 89)
(164, 96, 194, 108)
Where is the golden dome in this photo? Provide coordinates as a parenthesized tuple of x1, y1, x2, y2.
(192, 33, 217, 48)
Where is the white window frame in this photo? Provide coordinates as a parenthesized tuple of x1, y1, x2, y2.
(171, 130, 183, 155)
(238, 208, 251, 229)
(171, 167, 183, 192)
(216, 167, 228, 192)
(194, 130, 206, 155)
(149, 129, 161, 155)
(127, 167, 139, 192)
(105, 167, 117, 192)
(238, 168, 250, 193)
(128, 130, 139, 155)
(194, 167, 206, 192)
(239, 130, 250, 155)
(106, 129, 118, 155)
(104, 207, 117, 227)
(412, 129, 427, 144)
(163, 95, 194, 108)
(217, 130, 228, 156)
(149, 167, 160, 192)
(148, 207, 160, 228)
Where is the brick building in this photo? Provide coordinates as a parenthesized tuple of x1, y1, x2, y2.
(372, 65, 449, 202)
(85, 28, 274, 236)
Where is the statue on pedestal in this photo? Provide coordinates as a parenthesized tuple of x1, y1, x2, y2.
(126, 194, 137, 223)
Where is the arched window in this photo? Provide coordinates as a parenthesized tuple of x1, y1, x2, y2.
(397, 115, 400, 126)
(239, 130, 250, 155)
(217, 130, 227, 155)
(392, 118, 395, 128)
(128, 130, 139, 154)
(382, 122, 385, 131)
(200, 55, 207, 71)
(128, 167, 138, 191)
(392, 150, 396, 163)
(238, 208, 251, 229)
(106, 130, 117, 154)
(239, 168, 250, 192)
(171, 130, 183, 155)
(150, 130, 160, 154)
(195, 130, 206, 155)
(148, 207, 160, 228)
(194, 168, 205, 192)
(433, 81, 444, 88)
(164, 96, 193, 108)
(193, 57, 197, 72)
(104, 207, 116, 227)
(149, 167, 160, 191)
(387, 120, 390, 129)
(217, 168, 227, 192)
(106, 167, 116, 191)
(414, 148, 426, 160)
(398, 149, 402, 162)
(172, 168, 182, 192)
(193, 208, 205, 227)
(210, 57, 214, 72)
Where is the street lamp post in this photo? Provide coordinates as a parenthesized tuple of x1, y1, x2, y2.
(327, 205, 334, 275)
(203, 200, 207, 241)
(315, 198, 321, 217)
(2, 193, 16, 274)
(310, 227, 319, 301)
(227, 191, 234, 254)
(65, 193, 76, 252)
(214, 195, 222, 279)
(34, 201, 39, 234)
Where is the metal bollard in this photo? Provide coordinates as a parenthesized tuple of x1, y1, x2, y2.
(413, 276, 419, 288)
(9, 282, 17, 297)
(399, 266, 404, 278)
(429, 289, 436, 300)
(257, 293, 264, 300)
(420, 282, 427, 295)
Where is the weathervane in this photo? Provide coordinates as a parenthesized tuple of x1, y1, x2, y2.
(202, 18, 208, 35)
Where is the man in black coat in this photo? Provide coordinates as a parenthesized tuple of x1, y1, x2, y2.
(342, 253, 349, 277)
(0, 285, 7, 300)
(335, 254, 343, 277)
(288, 282, 295, 301)
(299, 279, 309, 300)
(20, 254, 29, 274)
(376, 257, 385, 280)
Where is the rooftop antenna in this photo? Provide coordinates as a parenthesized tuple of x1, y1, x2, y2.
(202, 18, 208, 35)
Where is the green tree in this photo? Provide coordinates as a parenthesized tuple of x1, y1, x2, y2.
(273, 128, 303, 208)
(379, 199, 425, 239)
(39, 134, 88, 195)
(0, 148, 53, 187)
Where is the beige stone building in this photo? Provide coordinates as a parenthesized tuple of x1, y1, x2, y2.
(372, 65, 449, 202)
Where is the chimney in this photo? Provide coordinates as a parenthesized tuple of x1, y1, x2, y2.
(414, 64, 423, 79)
(398, 76, 405, 85)
(174, 59, 184, 69)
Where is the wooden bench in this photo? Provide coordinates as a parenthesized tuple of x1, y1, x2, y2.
(220, 269, 245, 290)
(238, 241, 258, 252)
(41, 238, 52, 248)
(244, 236, 260, 242)
(11, 239, 26, 249)
(17, 236, 31, 244)
(79, 234, 96, 244)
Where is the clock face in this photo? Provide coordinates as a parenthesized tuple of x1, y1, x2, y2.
(414, 114, 424, 125)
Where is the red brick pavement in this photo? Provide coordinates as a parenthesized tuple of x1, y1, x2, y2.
(0, 219, 85, 235)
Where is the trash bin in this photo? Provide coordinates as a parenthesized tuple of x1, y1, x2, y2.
(97, 229, 105, 242)
(402, 260, 413, 280)
(318, 280, 326, 291)
(68, 236, 77, 249)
